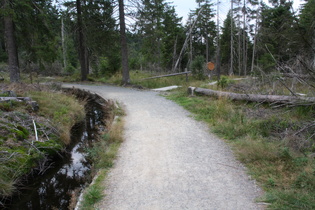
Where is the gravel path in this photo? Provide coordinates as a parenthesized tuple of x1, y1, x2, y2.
(64, 84, 263, 210)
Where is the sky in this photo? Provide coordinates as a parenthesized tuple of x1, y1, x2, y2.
(168, 0, 304, 25)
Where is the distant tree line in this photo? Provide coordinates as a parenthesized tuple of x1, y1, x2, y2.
(0, 0, 314, 83)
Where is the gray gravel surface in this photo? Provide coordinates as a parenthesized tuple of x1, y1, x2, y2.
(64, 84, 263, 210)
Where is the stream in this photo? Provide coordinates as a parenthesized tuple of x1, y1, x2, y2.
(4, 93, 106, 210)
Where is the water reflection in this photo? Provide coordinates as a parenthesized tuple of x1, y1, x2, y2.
(5, 100, 105, 210)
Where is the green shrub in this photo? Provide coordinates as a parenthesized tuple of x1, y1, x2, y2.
(191, 56, 206, 80)
(217, 75, 235, 89)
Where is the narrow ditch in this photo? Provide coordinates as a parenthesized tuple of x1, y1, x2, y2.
(3, 88, 111, 210)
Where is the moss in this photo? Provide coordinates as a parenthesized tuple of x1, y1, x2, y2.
(34, 140, 63, 156)
(9, 128, 28, 141)
(17, 125, 29, 138)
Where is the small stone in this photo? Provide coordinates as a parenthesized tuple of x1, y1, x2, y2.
(27, 101, 39, 112)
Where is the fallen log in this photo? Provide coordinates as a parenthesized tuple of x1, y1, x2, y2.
(188, 87, 315, 105)
(142, 71, 191, 82)
(0, 97, 31, 102)
(0, 97, 39, 111)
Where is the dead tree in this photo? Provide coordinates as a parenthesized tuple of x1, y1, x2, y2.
(188, 87, 315, 105)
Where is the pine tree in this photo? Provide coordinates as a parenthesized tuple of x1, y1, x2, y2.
(220, 10, 237, 74)
(63, 0, 118, 78)
(161, 4, 184, 70)
(256, 0, 298, 72)
(299, 0, 315, 68)
(187, 0, 216, 63)
(135, 0, 183, 71)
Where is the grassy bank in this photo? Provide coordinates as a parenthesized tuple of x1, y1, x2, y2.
(29, 91, 85, 145)
(0, 84, 85, 197)
(167, 90, 315, 209)
(77, 102, 125, 210)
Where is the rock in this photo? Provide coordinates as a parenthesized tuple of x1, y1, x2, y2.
(27, 101, 39, 112)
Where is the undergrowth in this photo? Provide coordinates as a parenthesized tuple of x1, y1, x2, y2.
(167, 90, 315, 209)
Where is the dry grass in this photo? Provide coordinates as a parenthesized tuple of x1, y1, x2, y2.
(29, 91, 85, 145)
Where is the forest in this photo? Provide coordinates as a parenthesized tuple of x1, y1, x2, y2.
(1, 0, 314, 85)
(1, 0, 315, 208)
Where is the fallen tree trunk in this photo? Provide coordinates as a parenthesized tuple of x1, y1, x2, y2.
(0, 97, 31, 102)
(188, 87, 315, 105)
(142, 71, 191, 81)
(0, 97, 39, 111)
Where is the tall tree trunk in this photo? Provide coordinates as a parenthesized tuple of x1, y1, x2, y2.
(189, 32, 193, 69)
(242, 0, 247, 76)
(251, 19, 258, 74)
(216, 0, 221, 80)
(206, 36, 209, 62)
(4, 0, 20, 83)
(238, 14, 241, 76)
(172, 35, 178, 72)
(76, 0, 87, 81)
(119, 0, 130, 85)
(61, 17, 67, 71)
(229, 0, 234, 75)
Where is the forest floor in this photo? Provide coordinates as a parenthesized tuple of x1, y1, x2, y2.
(64, 84, 264, 209)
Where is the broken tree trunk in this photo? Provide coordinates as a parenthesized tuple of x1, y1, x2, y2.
(188, 87, 315, 105)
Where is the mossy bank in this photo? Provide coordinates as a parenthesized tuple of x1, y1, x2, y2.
(0, 83, 85, 198)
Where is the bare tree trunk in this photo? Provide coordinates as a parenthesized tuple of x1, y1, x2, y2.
(206, 36, 209, 62)
(242, 0, 247, 76)
(250, 19, 258, 74)
(189, 31, 193, 70)
(216, 0, 221, 80)
(76, 0, 87, 81)
(4, 0, 20, 83)
(61, 17, 67, 71)
(238, 14, 241, 76)
(119, 0, 130, 85)
(229, 0, 234, 76)
(172, 35, 178, 72)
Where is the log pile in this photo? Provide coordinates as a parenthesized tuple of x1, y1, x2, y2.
(188, 87, 315, 106)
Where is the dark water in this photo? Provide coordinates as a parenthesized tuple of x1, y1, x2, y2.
(3, 100, 105, 210)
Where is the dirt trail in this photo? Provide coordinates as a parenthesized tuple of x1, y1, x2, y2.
(64, 84, 263, 210)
